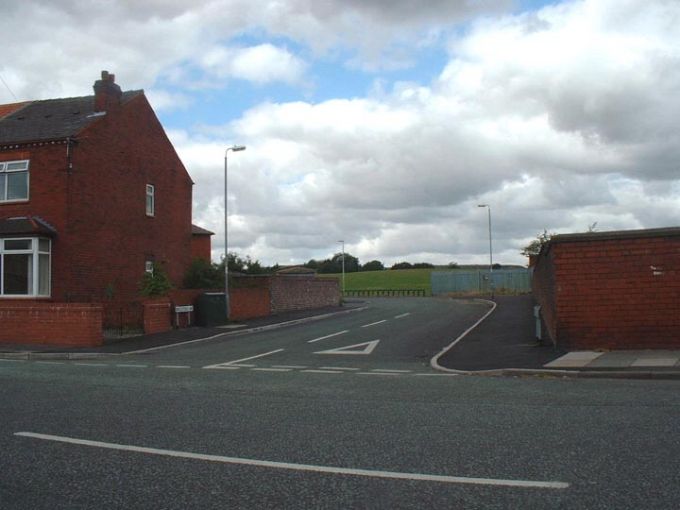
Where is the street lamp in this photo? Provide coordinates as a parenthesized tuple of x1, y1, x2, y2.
(338, 240, 345, 294)
(224, 145, 246, 321)
(477, 204, 494, 299)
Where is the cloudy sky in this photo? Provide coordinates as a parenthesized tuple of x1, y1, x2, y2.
(2, 0, 679, 266)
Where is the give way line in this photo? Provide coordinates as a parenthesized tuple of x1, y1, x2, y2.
(14, 432, 569, 490)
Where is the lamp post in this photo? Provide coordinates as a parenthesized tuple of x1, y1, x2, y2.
(477, 204, 494, 299)
(338, 240, 345, 294)
(224, 145, 246, 321)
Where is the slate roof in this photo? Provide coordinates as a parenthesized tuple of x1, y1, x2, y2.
(191, 224, 214, 236)
(0, 216, 58, 237)
(0, 90, 142, 145)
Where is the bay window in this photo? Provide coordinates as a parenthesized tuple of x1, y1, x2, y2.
(0, 237, 51, 297)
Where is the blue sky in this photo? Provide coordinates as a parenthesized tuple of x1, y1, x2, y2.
(2, 0, 679, 266)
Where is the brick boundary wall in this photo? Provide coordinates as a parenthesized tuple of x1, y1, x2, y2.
(270, 275, 341, 313)
(0, 302, 103, 347)
(533, 231, 680, 349)
(142, 299, 172, 334)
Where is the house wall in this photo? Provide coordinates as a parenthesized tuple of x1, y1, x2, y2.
(0, 301, 102, 346)
(190, 235, 211, 261)
(533, 235, 680, 349)
(1, 95, 193, 332)
(66, 94, 193, 325)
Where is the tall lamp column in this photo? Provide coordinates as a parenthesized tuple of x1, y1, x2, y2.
(224, 145, 246, 320)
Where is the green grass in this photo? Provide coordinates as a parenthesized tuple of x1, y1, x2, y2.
(317, 269, 434, 294)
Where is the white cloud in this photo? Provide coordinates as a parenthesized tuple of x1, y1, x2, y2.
(199, 44, 308, 85)
(3, 0, 680, 267)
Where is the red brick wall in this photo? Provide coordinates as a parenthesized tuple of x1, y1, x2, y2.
(0, 301, 102, 346)
(270, 275, 340, 313)
(142, 299, 172, 334)
(231, 287, 271, 320)
(533, 235, 680, 349)
(191, 235, 211, 261)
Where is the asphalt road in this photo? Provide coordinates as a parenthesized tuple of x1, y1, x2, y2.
(1, 298, 679, 509)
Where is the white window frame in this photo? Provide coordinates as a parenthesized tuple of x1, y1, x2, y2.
(0, 160, 30, 203)
(0, 237, 51, 297)
(146, 184, 155, 216)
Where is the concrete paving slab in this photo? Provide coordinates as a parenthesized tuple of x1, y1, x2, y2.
(631, 357, 679, 367)
(587, 353, 636, 368)
(544, 351, 603, 368)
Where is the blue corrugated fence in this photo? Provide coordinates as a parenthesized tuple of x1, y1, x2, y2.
(431, 269, 531, 295)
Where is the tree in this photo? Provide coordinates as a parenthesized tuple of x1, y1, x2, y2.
(413, 262, 434, 269)
(183, 258, 223, 289)
(391, 262, 413, 270)
(361, 260, 385, 272)
(520, 229, 553, 257)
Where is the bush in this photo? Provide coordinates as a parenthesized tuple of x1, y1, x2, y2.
(391, 262, 413, 270)
(361, 260, 385, 271)
(183, 258, 223, 289)
(140, 263, 173, 297)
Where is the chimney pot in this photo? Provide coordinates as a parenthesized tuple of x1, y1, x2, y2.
(93, 70, 122, 112)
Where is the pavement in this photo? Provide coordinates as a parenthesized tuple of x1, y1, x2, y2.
(434, 294, 680, 379)
(2, 295, 680, 379)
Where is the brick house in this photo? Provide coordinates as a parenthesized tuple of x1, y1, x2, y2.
(0, 71, 209, 344)
(532, 227, 680, 349)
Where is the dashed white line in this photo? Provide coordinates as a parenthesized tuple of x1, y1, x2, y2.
(301, 369, 344, 374)
(203, 349, 284, 369)
(413, 373, 461, 377)
(157, 365, 191, 369)
(319, 366, 360, 371)
(74, 363, 108, 367)
(307, 330, 349, 343)
(35, 361, 65, 365)
(14, 432, 570, 489)
(371, 369, 412, 373)
(251, 368, 292, 372)
(357, 372, 401, 376)
(116, 364, 148, 368)
(394, 313, 411, 319)
(361, 320, 387, 328)
(271, 365, 308, 369)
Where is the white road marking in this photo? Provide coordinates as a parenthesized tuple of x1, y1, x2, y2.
(271, 365, 308, 369)
(301, 369, 344, 374)
(394, 313, 411, 319)
(361, 320, 387, 328)
(14, 432, 569, 489)
(307, 330, 349, 343)
(371, 369, 412, 373)
(116, 364, 148, 368)
(206, 366, 241, 370)
(0, 358, 26, 362)
(227, 364, 256, 368)
(203, 349, 284, 369)
(413, 373, 461, 377)
(358, 372, 401, 376)
(74, 363, 108, 367)
(35, 361, 65, 365)
(319, 366, 360, 371)
(157, 365, 191, 369)
(251, 368, 292, 372)
(315, 340, 380, 356)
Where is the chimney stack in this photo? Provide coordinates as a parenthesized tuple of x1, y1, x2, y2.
(93, 70, 122, 112)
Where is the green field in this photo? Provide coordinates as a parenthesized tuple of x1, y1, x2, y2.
(317, 269, 434, 294)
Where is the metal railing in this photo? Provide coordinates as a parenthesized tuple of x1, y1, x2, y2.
(342, 289, 427, 297)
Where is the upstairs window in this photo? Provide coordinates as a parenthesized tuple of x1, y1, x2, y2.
(0, 237, 51, 297)
(0, 160, 29, 203)
(146, 184, 155, 216)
